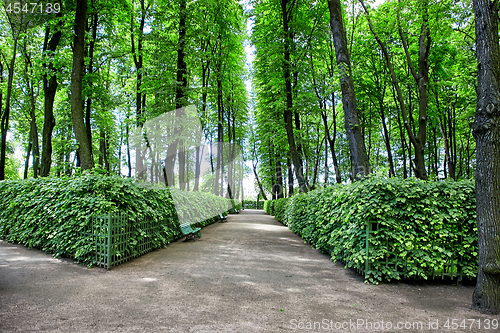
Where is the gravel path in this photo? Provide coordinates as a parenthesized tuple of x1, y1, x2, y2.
(0, 209, 496, 332)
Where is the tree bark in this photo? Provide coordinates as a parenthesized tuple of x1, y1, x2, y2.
(0, 38, 18, 180)
(252, 139, 268, 200)
(379, 104, 395, 177)
(177, 0, 188, 189)
(39, 5, 62, 177)
(328, 0, 371, 180)
(360, 0, 428, 180)
(29, 96, 40, 178)
(85, 10, 98, 151)
(70, 0, 93, 170)
(281, 0, 307, 192)
(194, 145, 201, 191)
(131, 0, 149, 179)
(471, 0, 500, 315)
(397, 0, 430, 180)
(22, 49, 40, 178)
(23, 130, 32, 179)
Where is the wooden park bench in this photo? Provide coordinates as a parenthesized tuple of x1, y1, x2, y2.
(180, 223, 201, 241)
(218, 213, 227, 223)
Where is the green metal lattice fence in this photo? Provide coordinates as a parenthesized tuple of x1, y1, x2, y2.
(83, 214, 179, 269)
(332, 221, 464, 282)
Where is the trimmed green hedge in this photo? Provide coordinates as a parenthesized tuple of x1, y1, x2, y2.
(229, 199, 242, 213)
(273, 177, 477, 283)
(242, 200, 264, 209)
(263, 200, 275, 215)
(273, 198, 287, 221)
(0, 174, 230, 266)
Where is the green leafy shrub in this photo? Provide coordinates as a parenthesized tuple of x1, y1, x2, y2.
(229, 199, 242, 213)
(273, 198, 288, 222)
(0, 174, 230, 266)
(243, 200, 263, 209)
(263, 200, 275, 215)
(274, 176, 477, 283)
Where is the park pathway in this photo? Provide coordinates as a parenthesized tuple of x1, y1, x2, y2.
(0, 210, 494, 332)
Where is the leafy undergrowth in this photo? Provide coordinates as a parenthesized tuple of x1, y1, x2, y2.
(272, 176, 477, 284)
(0, 173, 231, 265)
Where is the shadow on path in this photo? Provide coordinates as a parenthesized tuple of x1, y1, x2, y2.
(0, 209, 492, 332)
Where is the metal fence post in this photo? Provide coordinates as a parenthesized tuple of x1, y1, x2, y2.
(107, 213, 112, 269)
(365, 222, 370, 279)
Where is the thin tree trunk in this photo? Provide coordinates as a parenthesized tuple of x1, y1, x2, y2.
(471, 0, 500, 314)
(379, 104, 395, 177)
(252, 140, 267, 201)
(281, 0, 307, 192)
(276, 153, 283, 199)
(85, 10, 98, 150)
(194, 145, 200, 191)
(126, 119, 131, 177)
(0, 38, 17, 180)
(397, 0, 430, 180)
(24, 132, 32, 179)
(178, 144, 186, 190)
(40, 5, 62, 177)
(29, 101, 40, 178)
(253, 164, 267, 201)
(131, 0, 149, 179)
(23, 50, 40, 178)
(287, 156, 293, 197)
(360, 0, 427, 179)
(215, 73, 223, 195)
(324, 134, 328, 184)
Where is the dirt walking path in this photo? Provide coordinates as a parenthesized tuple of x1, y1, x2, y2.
(0, 210, 497, 332)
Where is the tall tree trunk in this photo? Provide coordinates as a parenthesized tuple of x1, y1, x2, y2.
(178, 144, 186, 190)
(40, 5, 62, 177)
(70, 0, 93, 170)
(23, 131, 32, 179)
(324, 134, 328, 184)
(165, 0, 188, 188)
(471, 0, 500, 315)
(194, 145, 200, 191)
(131, 0, 148, 179)
(0, 38, 18, 180)
(438, 111, 454, 179)
(253, 163, 268, 201)
(177, 0, 188, 188)
(281, 0, 307, 192)
(321, 110, 341, 184)
(126, 116, 132, 177)
(85, 10, 98, 151)
(360, 0, 427, 180)
(65, 129, 72, 175)
(328, 0, 371, 180)
(98, 127, 108, 171)
(215, 72, 224, 195)
(379, 104, 395, 177)
(252, 140, 267, 201)
(393, 87, 407, 178)
(227, 109, 233, 197)
(397, 0, 430, 180)
(287, 156, 293, 197)
(276, 154, 283, 199)
(23, 50, 40, 178)
(29, 100, 40, 178)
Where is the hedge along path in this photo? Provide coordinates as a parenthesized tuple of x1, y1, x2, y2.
(0, 210, 495, 332)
